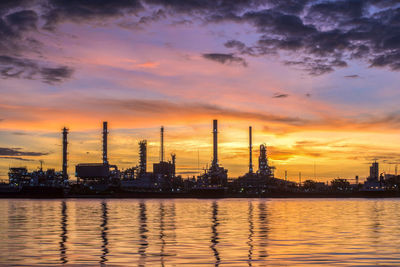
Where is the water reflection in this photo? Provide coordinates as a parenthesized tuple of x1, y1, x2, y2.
(159, 203, 166, 266)
(210, 201, 220, 266)
(100, 201, 109, 264)
(3, 199, 400, 266)
(247, 202, 254, 266)
(59, 201, 68, 264)
(138, 202, 148, 267)
(169, 202, 177, 247)
(258, 201, 269, 260)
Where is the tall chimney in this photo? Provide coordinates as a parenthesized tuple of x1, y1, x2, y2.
(171, 153, 176, 177)
(103, 121, 108, 165)
(212, 119, 218, 166)
(160, 126, 164, 162)
(139, 140, 147, 176)
(249, 126, 253, 173)
(62, 127, 68, 180)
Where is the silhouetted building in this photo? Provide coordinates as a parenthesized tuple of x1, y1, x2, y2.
(75, 121, 119, 188)
(249, 126, 253, 174)
(197, 120, 228, 187)
(257, 144, 273, 177)
(370, 161, 379, 181)
(362, 161, 384, 191)
(139, 140, 147, 178)
(62, 127, 69, 181)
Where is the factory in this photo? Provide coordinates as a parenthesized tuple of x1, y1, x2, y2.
(8, 127, 69, 189)
(4, 119, 284, 196)
(75, 121, 120, 192)
(7, 118, 400, 198)
(120, 126, 181, 192)
(196, 120, 228, 188)
(231, 126, 298, 194)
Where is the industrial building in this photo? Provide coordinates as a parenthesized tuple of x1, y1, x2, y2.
(120, 126, 181, 192)
(75, 121, 120, 190)
(361, 161, 385, 191)
(197, 120, 228, 188)
(233, 126, 299, 194)
(8, 127, 69, 189)
(7, 118, 400, 197)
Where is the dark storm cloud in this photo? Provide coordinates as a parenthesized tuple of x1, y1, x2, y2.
(0, 6, 74, 84)
(6, 10, 38, 31)
(209, 1, 400, 74)
(0, 56, 73, 84)
(0, 147, 47, 157)
(307, 0, 366, 22)
(0, 0, 34, 15)
(144, 0, 268, 14)
(0, 10, 39, 54)
(202, 53, 248, 67)
(42, 0, 143, 30)
(2, 0, 400, 79)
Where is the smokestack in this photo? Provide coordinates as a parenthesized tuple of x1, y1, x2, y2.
(139, 140, 147, 176)
(103, 121, 108, 165)
(171, 153, 176, 177)
(249, 126, 253, 173)
(212, 119, 218, 166)
(62, 127, 68, 180)
(160, 126, 164, 162)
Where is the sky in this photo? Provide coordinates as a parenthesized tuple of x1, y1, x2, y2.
(1, 0, 400, 182)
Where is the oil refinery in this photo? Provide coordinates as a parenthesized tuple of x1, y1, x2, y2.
(2, 119, 400, 198)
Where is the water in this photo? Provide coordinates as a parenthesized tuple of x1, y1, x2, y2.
(1, 199, 400, 266)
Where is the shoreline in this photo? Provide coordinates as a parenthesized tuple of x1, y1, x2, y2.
(1, 191, 399, 199)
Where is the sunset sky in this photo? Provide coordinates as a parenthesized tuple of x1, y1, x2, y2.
(1, 0, 400, 181)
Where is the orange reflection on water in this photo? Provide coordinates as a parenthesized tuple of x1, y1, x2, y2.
(1, 199, 400, 266)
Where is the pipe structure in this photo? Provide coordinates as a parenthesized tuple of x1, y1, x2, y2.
(160, 126, 164, 162)
(212, 119, 218, 166)
(103, 121, 108, 165)
(249, 126, 253, 173)
(62, 127, 69, 180)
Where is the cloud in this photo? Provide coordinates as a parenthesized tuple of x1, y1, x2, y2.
(92, 97, 307, 126)
(202, 53, 247, 67)
(0, 9, 39, 55)
(0, 1, 33, 13)
(137, 61, 159, 68)
(0, 147, 48, 157)
(273, 93, 289, 98)
(0, 156, 33, 161)
(214, 1, 400, 75)
(307, 0, 365, 22)
(0, 7, 74, 84)
(41, 0, 143, 30)
(344, 74, 359, 78)
(144, 0, 266, 15)
(12, 132, 28, 135)
(2, 0, 400, 81)
(0, 56, 73, 84)
(40, 66, 74, 84)
(263, 111, 400, 135)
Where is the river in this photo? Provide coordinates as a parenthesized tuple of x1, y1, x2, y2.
(1, 198, 400, 266)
